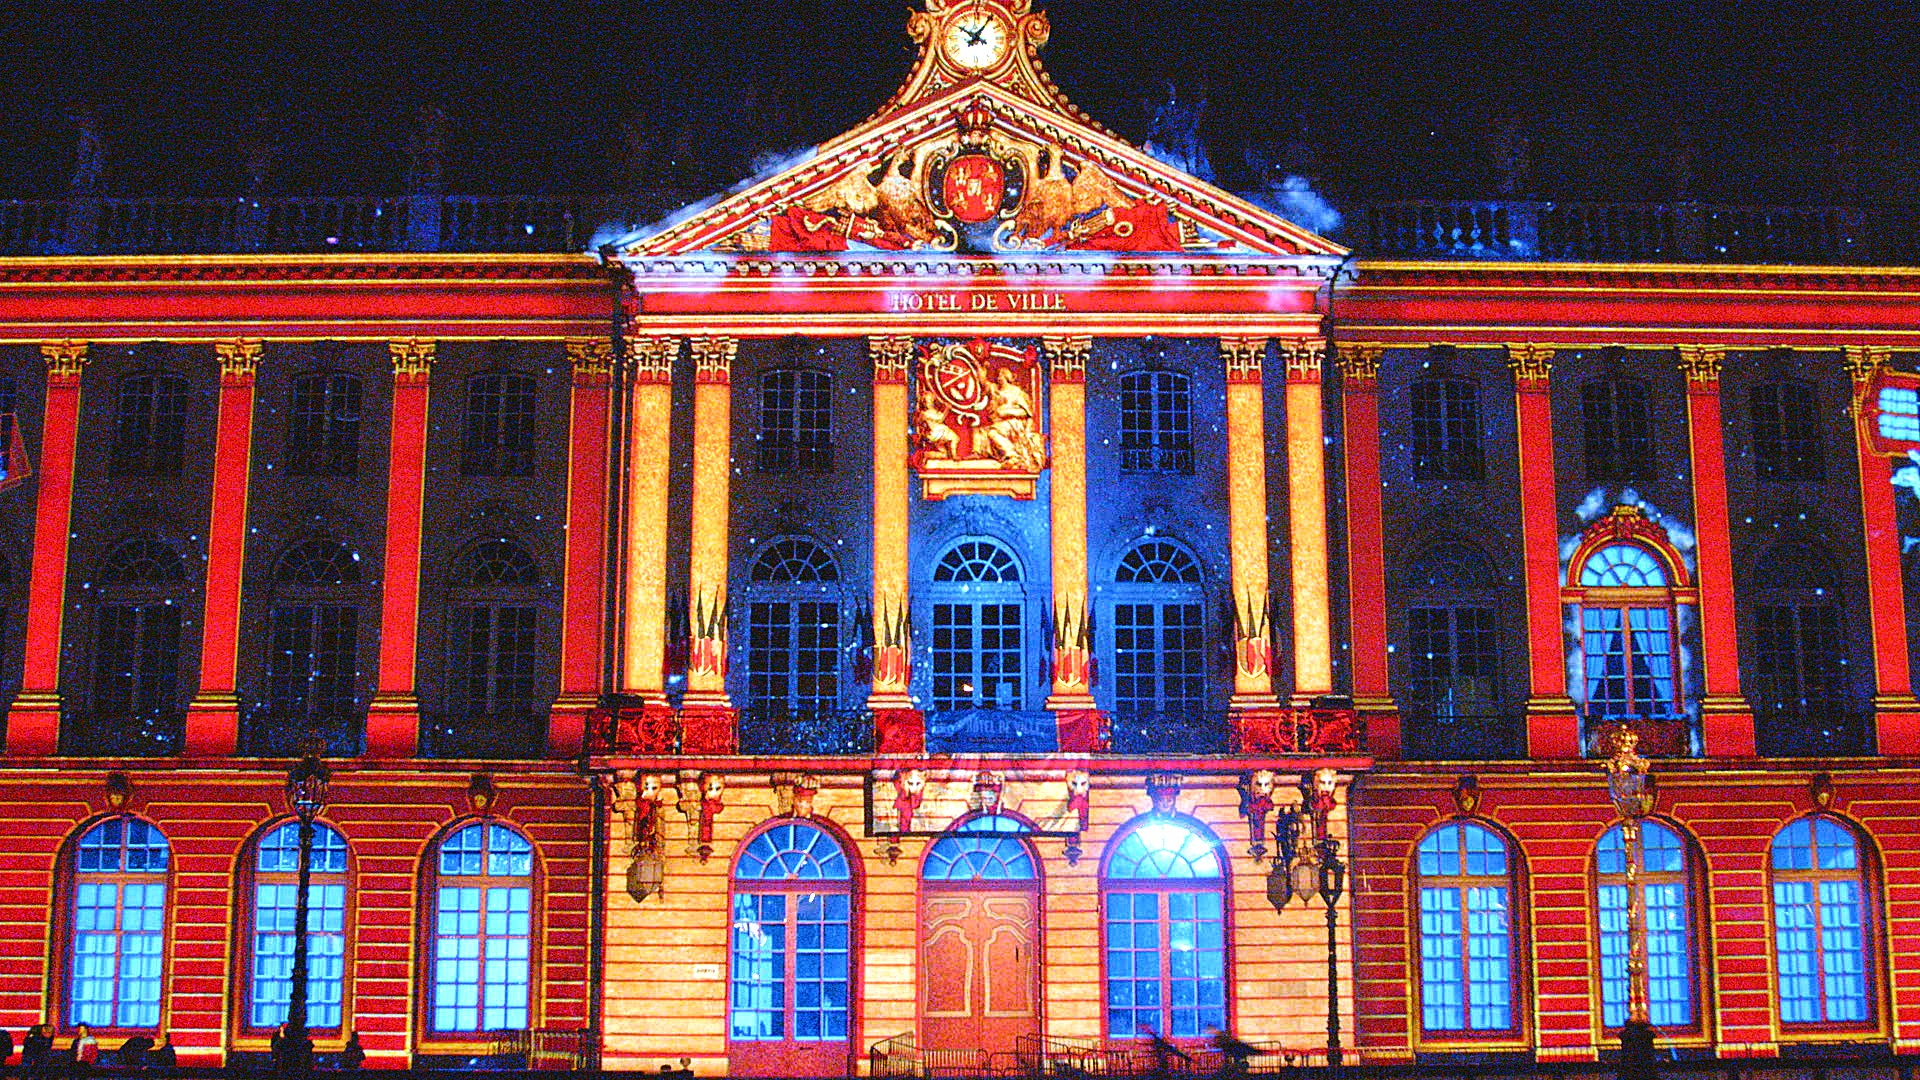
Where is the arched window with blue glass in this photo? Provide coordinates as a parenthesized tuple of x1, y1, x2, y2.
(1414, 820, 1518, 1036)
(1106, 539, 1206, 732)
(1769, 816, 1879, 1027)
(247, 820, 349, 1032)
(1595, 820, 1697, 1031)
(1566, 510, 1694, 730)
(730, 821, 856, 1076)
(66, 817, 170, 1029)
(743, 538, 844, 750)
(928, 539, 1026, 711)
(1102, 816, 1228, 1041)
(428, 821, 534, 1033)
(919, 815, 1041, 1055)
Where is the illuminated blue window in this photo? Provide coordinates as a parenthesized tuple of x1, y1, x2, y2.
(1103, 818, 1227, 1039)
(1110, 541, 1205, 718)
(1416, 821, 1514, 1033)
(1771, 817, 1873, 1025)
(68, 818, 169, 1028)
(1878, 386, 1920, 443)
(922, 815, 1036, 881)
(731, 823, 853, 1046)
(745, 540, 842, 728)
(431, 823, 533, 1032)
(1597, 821, 1693, 1028)
(249, 822, 348, 1030)
(930, 540, 1025, 711)
(1579, 543, 1678, 722)
(1579, 544, 1667, 588)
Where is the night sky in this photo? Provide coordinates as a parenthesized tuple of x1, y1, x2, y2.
(2, 0, 1915, 205)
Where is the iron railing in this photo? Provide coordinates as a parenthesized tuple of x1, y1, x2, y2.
(56, 711, 185, 757)
(738, 706, 876, 755)
(1107, 709, 1237, 755)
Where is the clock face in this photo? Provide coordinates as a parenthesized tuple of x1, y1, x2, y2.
(944, 13, 1009, 70)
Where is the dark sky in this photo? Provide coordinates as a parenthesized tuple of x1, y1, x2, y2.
(2, 0, 1915, 203)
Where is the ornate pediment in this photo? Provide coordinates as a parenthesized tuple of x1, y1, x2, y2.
(612, 1, 1343, 262)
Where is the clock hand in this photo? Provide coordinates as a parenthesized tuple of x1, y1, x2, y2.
(964, 22, 988, 47)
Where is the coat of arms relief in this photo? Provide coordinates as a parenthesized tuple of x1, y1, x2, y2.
(911, 338, 1049, 499)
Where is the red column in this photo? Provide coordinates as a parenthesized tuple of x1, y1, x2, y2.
(1679, 345, 1755, 756)
(551, 338, 613, 757)
(1508, 343, 1581, 758)
(1846, 346, 1920, 753)
(5, 341, 87, 756)
(366, 339, 433, 758)
(1337, 342, 1397, 756)
(183, 340, 263, 756)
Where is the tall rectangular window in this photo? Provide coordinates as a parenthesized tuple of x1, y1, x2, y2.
(94, 604, 182, 724)
(1751, 383, 1824, 481)
(1582, 379, 1654, 482)
(250, 881, 347, 1029)
(268, 605, 359, 725)
(1410, 379, 1485, 483)
(746, 601, 840, 714)
(288, 374, 363, 477)
(449, 605, 537, 717)
(1582, 606, 1674, 719)
(759, 370, 833, 472)
(1755, 603, 1846, 716)
(462, 374, 537, 477)
(1407, 606, 1498, 714)
(1112, 602, 1205, 714)
(1118, 371, 1193, 474)
(111, 374, 188, 477)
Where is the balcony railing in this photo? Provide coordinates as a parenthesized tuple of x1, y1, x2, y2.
(57, 711, 185, 757)
(420, 711, 547, 760)
(1756, 709, 1874, 758)
(738, 707, 876, 756)
(1107, 709, 1237, 755)
(239, 710, 366, 757)
(925, 708, 1060, 754)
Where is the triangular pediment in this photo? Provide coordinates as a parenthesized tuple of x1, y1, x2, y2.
(613, 1, 1343, 262)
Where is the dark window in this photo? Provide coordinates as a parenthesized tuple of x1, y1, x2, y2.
(1402, 542, 1501, 718)
(1751, 382, 1825, 481)
(1110, 540, 1205, 715)
(288, 374, 362, 477)
(1118, 370, 1193, 474)
(930, 540, 1023, 711)
(266, 540, 363, 737)
(89, 538, 187, 754)
(1410, 379, 1485, 483)
(1751, 542, 1856, 754)
(111, 373, 188, 477)
(758, 369, 833, 472)
(446, 539, 541, 721)
(1582, 378, 1654, 483)
(462, 374, 537, 477)
(746, 539, 841, 717)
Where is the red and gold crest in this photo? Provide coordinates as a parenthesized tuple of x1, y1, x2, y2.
(911, 339, 1049, 499)
(941, 154, 1007, 224)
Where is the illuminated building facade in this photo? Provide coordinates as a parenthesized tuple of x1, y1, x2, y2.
(3, 0, 1920, 1072)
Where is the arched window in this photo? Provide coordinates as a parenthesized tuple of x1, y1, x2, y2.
(288, 373, 363, 477)
(929, 540, 1025, 711)
(1102, 817, 1227, 1040)
(1415, 821, 1516, 1034)
(1572, 530, 1687, 725)
(248, 821, 349, 1031)
(90, 537, 187, 755)
(443, 539, 542, 750)
(1770, 816, 1875, 1026)
(759, 369, 834, 472)
(67, 817, 170, 1029)
(1109, 540, 1205, 720)
(430, 822, 534, 1033)
(730, 822, 854, 1074)
(744, 539, 843, 734)
(264, 540, 365, 754)
(1581, 377, 1653, 482)
(1118, 370, 1193, 474)
(462, 373, 537, 477)
(1751, 542, 1854, 754)
(1402, 540, 1501, 725)
(1596, 821, 1695, 1029)
(110, 373, 188, 477)
(1410, 378, 1485, 483)
(922, 814, 1038, 882)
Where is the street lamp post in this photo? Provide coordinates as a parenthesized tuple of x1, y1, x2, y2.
(1316, 837, 1346, 1069)
(1603, 726, 1656, 1080)
(1265, 781, 1345, 1070)
(285, 739, 331, 1075)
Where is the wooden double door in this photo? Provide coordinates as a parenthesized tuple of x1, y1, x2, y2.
(920, 888, 1040, 1055)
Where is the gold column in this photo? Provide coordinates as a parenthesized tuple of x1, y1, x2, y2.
(1224, 336, 1278, 707)
(1044, 335, 1096, 712)
(684, 335, 738, 708)
(868, 336, 915, 712)
(620, 335, 678, 699)
(1284, 338, 1333, 700)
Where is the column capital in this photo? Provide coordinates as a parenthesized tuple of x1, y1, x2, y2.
(214, 339, 264, 387)
(1677, 344, 1725, 391)
(690, 335, 738, 385)
(627, 335, 680, 385)
(565, 337, 615, 387)
(1281, 338, 1326, 384)
(1043, 335, 1092, 383)
(40, 340, 88, 384)
(1335, 342, 1385, 389)
(1221, 336, 1268, 384)
(389, 338, 435, 385)
(870, 335, 915, 384)
(1844, 344, 1892, 386)
(1506, 342, 1553, 390)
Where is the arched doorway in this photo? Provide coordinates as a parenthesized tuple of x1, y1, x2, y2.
(918, 814, 1041, 1056)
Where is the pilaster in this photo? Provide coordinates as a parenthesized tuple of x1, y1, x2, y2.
(867, 335, 922, 752)
(184, 339, 263, 756)
(1223, 336, 1279, 711)
(1507, 343, 1580, 758)
(1845, 345, 1920, 752)
(1283, 337, 1332, 703)
(366, 338, 433, 758)
(681, 335, 738, 753)
(1677, 345, 1755, 756)
(1337, 342, 1398, 756)
(1043, 335, 1102, 752)
(551, 337, 615, 757)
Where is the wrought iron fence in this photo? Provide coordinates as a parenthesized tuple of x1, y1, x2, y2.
(238, 708, 366, 757)
(1107, 709, 1237, 755)
(1756, 709, 1874, 758)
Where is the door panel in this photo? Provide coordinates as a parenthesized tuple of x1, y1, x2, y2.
(921, 890, 1038, 1054)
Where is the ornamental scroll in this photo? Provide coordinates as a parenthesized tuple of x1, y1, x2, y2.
(911, 338, 1050, 499)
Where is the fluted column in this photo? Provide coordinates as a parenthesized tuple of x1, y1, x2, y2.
(1678, 345, 1755, 756)
(1284, 337, 1333, 701)
(1044, 335, 1102, 751)
(5, 342, 87, 756)
(1223, 336, 1279, 709)
(1845, 346, 1920, 753)
(867, 336, 922, 752)
(551, 337, 614, 757)
(184, 339, 262, 756)
(1337, 342, 1397, 755)
(680, 335, 738, 753)
(619, 335, 677, 708)
(1508, 343, 1580, 757)
(366, 338, 433, 757)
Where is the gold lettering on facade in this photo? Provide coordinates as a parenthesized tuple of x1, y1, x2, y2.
(887, 291, 1066, 313)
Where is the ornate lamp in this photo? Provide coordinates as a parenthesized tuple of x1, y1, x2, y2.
(282, 738, 330, 1075)
(1603, 725, 1657, 1080)
(287, 740, 331, 825)
(1316, 837, 1346, 1069)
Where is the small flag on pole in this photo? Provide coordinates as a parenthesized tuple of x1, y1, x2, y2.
(0, 414, 31, 494)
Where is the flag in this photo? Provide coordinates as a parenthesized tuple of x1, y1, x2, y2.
(0, 413, 30, 494)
